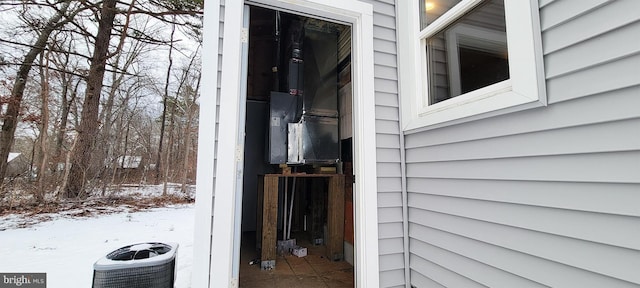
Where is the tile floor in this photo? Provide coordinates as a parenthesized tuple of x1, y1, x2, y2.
(239, 233, 354, 288)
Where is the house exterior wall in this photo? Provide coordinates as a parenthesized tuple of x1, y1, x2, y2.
(191, 1, 223, 287)
(404, 0, 640, 287)
(356, 1, 405, 287)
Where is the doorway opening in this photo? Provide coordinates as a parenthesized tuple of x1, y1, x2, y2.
(239, 5, 354, 287)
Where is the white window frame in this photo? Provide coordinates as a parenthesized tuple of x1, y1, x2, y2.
(398, 0, 546, 131)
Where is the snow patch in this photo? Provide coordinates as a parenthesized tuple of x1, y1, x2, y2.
(0, 205, 195, 288)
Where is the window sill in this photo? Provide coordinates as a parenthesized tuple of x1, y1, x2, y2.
(404, 82, 546, 133)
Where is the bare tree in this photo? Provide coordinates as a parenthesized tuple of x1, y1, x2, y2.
(34, 51, 51, 201)
(181, 64, 200, 194)
(63, 0, 204, 197)
(0, 1, 76, 190)
(50, 43, 80, 175)
(64, 0, 119, 198)
(0, 0, 203, 199)
(155, 15, 176, 186)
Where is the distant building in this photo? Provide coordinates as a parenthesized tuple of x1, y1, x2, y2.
(115, 156, 143, 169)
(6, 152, 29, 178)
(112, 156, 144, 183)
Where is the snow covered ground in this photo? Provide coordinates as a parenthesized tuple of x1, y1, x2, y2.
(0, 204, 195, 288)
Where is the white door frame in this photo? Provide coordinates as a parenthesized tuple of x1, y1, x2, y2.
(208, 1, 379, 287)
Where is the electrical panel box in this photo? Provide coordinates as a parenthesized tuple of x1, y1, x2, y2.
(268, 92, 297, 164)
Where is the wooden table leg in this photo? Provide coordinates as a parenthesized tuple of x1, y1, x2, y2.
(256, 175, 264, 249)
(261, 175, 278, 269)
(327, 175, 345, 261)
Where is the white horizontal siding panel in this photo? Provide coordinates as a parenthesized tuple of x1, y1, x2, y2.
(379, 237, 405, 255)
(538, 0, 554, 8)
(378, 207, 403, 223)
(380, 253, 405, 271)
(542, 0, 640, 54)
(407, 178, 640, 217)
(376, 147, 401, 163)
(410, 239, 548, 288)
(410, 209, 640, 285)
(547, 53, 640, 104)
(375, 91, 399, 107)
(376, 119, 400, 134)
(404, 85, 640, 146)
(375, 106, 399, 121)
(405, 118, 640, 161)
(373, 25, 396, 42)
(408, 194, 640, 251)
(545, 21, 640, 79)
(373, 13, 396, 29)
(372, 0, 393, 5)
(373, 38, 398, 55)
(376, 163, 401, 178)
(374, 64, 398, 81)
(410, 255, 487, 288)
(377, 163, 402, 178)
(374, 77, 399, 94)
(409, 224, 640, 288)
(378, 192, 402, 208)
(377, 177, 402, 192)
(376, 134, 400, 149)
(539, 0, 612, 30)
(370, 1, 395, 17)
(374, 51, 398, 68)
(380, 269, 407, 288)
(410, 271, 446, 288)
(379, 222, 404, 239)
(406, 151, 640, 184)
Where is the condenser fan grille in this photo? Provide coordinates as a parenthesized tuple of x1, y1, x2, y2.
(92, 242, 178, 288)
(106, 243, 172, 260)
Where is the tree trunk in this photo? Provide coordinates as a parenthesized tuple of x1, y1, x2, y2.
(54, 80, 78, 173)
(156, 18, 176, 185)
(0, 1, 71, 191)
(181, 73, 201, 194)
(35, 53, 51, 202)
(64, 0, 117, 198)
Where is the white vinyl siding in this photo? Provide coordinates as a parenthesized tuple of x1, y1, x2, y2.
(358, 0, 406, 286)
(404, 1, 640, 287)
(191, 1, 224, 287)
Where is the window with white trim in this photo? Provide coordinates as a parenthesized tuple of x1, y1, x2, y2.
(398, 0, 546, 130)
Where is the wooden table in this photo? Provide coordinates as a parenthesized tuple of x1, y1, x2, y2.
(257, 173, 345, 270)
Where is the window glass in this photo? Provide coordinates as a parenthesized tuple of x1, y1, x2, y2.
(426, 0, 508, 104)
(419, 0, 463, 29)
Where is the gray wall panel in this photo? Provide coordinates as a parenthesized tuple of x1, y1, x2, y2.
(409, 224, 640, 288)
(378, 192, 403, 208)
(376, 134, 400, 149)
(410, 239, 547, 288)
(544, 21, 640, 79)
(378, 207, 404, 223)
(365, 1, 406, 286)
(404, 0, 640, 286)
(542, 0, 640, 54)
(539, 0, 610, 30)
(380, 269, 407, 288)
